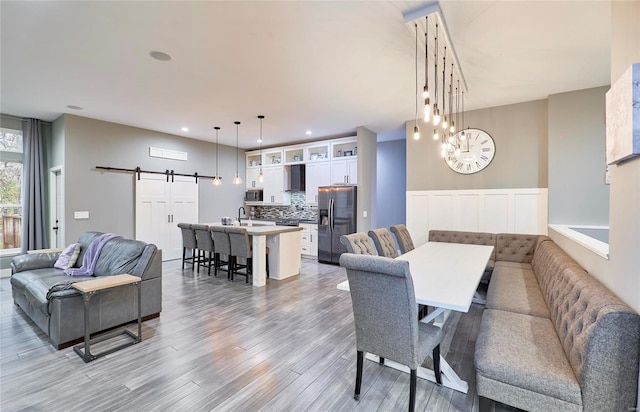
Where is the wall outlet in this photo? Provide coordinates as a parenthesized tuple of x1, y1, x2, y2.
(363, 210, 368, 218)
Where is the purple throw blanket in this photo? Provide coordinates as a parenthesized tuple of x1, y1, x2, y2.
(65, 233, 121, 277)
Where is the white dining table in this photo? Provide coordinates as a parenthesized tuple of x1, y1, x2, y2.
(337, 241, 494, 393)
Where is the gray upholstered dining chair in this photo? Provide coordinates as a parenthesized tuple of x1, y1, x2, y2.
(177, 223, 197, 270)
(340, 233, 377, 255)
(339, 253, 443, 412)
(226, 227, 252, 283)
(390, 224, 415, 254)
(192, 224, 214, 275)
(368, 228, 399, 258)
(210, 226, 231, 278)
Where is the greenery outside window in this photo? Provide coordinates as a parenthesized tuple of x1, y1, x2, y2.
(0, 127, 23, 253)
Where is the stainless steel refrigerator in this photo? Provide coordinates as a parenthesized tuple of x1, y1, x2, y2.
(317, 185, 357, 264)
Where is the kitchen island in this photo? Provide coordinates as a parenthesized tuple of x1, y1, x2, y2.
(205, 224, 303, 287)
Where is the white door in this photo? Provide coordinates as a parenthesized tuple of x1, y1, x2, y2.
(49, 167, 64, 247)
(168, 177, 199, 260)
(136, 173, 171, 255)
(136, 173, 198, 261)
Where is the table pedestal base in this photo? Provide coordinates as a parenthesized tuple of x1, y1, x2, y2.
(365, 353, 469, 394)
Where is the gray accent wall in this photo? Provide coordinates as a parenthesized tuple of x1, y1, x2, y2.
(406, 99, 548, 190)
(548, 86, 610, 224)
(60, 115, 245, 243)
(356, 126, 377, 232)
(377, 139, 406, 229)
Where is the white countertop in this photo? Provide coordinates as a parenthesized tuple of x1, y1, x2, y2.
(204, 223, 303, 236)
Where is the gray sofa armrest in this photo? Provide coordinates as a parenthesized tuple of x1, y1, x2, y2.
(11, 252, 60, 274)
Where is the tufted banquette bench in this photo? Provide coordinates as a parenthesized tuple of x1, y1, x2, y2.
(428, 230, 640, 411)
(428, 230, 542, 282)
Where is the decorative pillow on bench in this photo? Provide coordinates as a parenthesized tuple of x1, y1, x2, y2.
(54, 243, 81, 270)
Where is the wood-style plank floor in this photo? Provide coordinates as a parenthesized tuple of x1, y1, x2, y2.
(1, 258, 518, 412)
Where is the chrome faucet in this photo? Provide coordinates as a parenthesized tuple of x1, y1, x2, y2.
(238, 206, 246, 222)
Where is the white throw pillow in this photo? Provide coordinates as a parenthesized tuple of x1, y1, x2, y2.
(54, 243, 81, 270)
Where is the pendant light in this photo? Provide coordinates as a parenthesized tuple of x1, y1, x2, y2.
(413, 23, 420, 140)
(432, 23, 440, 127)
(423, 16, 430, 122)
(449, 65, 455, 134)
(212, 126, 222, 186)
(257, 115, 264, 183)
(460, 90, 467, 141)
(232, 121, 242, 185)
(442, 47, 448, 130)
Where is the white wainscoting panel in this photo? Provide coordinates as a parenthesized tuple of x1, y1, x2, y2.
(407, 188, 548, 247)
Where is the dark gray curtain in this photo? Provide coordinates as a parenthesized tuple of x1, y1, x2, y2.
(20, 118, 48, 253)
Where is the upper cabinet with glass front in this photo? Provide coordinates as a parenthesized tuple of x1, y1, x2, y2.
(284, 147, 304, 165)
(305, 142, 330, 162)
(331, 138, 358, 159)
(263, 149, 283, 167)
(246, 151, 262, 169)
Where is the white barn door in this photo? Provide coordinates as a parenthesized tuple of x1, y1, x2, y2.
(135, 173, 198, 261)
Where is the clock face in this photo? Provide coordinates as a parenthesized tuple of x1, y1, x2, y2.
(445, 128, 496, 174)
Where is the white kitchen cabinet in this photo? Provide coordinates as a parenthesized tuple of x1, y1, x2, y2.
(300, 223, 318, 257)
(305, 162, 331, 204)
(263, 166, 290, 205)
(331, 157, 358, 184)
(135, 173, 198, 261)
(246, 168, 263, 189)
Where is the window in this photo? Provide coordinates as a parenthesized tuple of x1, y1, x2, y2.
(0, 127, 23, 252)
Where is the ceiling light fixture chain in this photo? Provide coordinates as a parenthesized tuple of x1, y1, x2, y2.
(413, 23, 420, 140)
(423, 16, 430, 122)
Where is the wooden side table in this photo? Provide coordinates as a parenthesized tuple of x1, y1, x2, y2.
(72, 274, 142, 362)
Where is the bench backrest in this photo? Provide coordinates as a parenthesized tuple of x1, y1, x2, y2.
(428, 230, 496, 263)
(532, 239, 640, 411)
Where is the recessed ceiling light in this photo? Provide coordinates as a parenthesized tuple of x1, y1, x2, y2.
(305, 130, 312, 135)
(149, 51, 172, 61)
(66, 105, 83, 110)
(181, 127, 189, 132)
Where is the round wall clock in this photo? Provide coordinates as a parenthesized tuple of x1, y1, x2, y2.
(446, 128, 496, 174)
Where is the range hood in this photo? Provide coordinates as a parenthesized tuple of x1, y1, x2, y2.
(286, 164, 306, 191)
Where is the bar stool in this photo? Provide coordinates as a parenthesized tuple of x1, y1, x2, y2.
(210, 226, 231, 278)
(192, 224, 214, 275)
(177, 223, 197, 270)
(226, 227, 252, 283)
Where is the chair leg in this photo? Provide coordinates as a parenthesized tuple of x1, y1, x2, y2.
(266, 253, 270, 278)
(246, 257, 252, 283)
(478, 396, 492, 412)
(379, 357, 385, 365)
(354, 350, 363, 401)
(207, 251, 212, 275)
(213, 253, 218, 277)
(191, 248, 195, 271)
(433, 345, 442, 385)
(182, 247, 186, 269)
(409, 369, 417, 412)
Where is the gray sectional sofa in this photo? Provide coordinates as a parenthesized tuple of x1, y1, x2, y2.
(429, 230, 640, 412)
(11, 232, 162, 349)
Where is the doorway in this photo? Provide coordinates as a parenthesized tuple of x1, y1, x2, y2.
(49, 166, 63, 248)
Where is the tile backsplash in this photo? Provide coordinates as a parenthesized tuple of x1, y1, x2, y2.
(250, 192, 318, 221)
